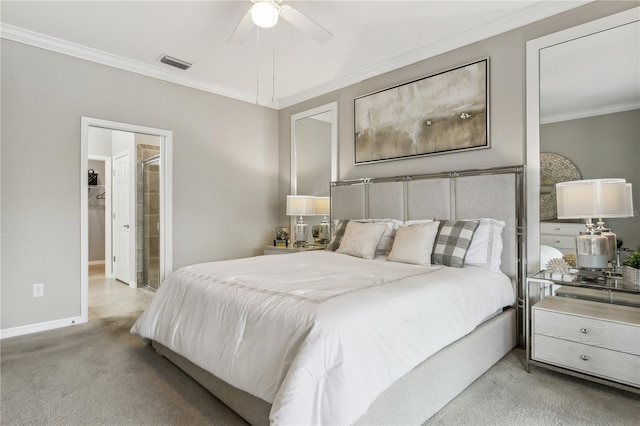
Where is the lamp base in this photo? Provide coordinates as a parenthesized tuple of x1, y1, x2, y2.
(294, 217, 308, 247)
(318, 218, 330, 246)
(576, 253, 608, 270)
(576, 232, 609, 270)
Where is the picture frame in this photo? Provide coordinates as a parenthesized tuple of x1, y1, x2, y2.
(276, 227, 289, 241)
(354, 58, 490, 164)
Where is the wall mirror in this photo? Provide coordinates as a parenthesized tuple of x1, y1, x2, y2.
(290, 102, 338, 244)
(526, 7, 640, 273)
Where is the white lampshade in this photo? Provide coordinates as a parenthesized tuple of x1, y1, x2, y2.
(314, 197, 330, 216)
(556, 179, 627, 219)
(624, 183, 634, 217)
(251, 1, 279, 28)
(286, 195, 315, 216)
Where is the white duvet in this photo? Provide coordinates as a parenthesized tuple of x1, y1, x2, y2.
(131, 251, 514, 425)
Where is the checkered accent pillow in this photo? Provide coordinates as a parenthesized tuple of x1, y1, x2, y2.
(325, 219, 350, 251)
(432, 220, 480, 267)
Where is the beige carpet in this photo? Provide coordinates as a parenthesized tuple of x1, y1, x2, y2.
(425, 350, 640, 425)
(2, 276, 639, 425)
(1, 314, 248, 426)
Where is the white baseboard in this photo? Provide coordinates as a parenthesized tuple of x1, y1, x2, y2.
(88, 260, 106, 265)
(1, 315, 86, 339)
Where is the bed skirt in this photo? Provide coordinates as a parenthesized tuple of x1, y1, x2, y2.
(152, 307, 516, 425)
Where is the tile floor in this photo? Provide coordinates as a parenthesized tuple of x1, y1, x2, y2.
(88, 264, 155, 319)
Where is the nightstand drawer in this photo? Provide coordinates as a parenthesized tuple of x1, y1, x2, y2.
(540, 222, 584, 235)
(540, 235, 576, 250)
(534, 309, 640, 355)
(533, 334, 640, 387)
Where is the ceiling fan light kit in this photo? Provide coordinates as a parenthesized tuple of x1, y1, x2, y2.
(229, 0, 332, 45)
(251, 1, 279, 29)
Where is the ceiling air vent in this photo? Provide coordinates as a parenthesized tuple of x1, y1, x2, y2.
(159, 55, 192, 70)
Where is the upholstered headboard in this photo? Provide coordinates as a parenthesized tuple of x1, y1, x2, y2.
(330, 166, 526, 340)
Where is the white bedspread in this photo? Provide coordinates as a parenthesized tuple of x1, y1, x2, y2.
(131, 251, 514, 425)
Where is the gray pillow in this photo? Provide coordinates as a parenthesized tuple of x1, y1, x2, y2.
(432, 220, 479, 267)
(325, 219, 350, 251)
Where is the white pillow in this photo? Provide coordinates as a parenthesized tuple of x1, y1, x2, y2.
(464, 218, 505, 272)
(355, 219, 402, 255)
(388, 221, 440, 266)
(336, 221, 387, 260)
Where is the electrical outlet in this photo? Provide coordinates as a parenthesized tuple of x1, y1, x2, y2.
(33, 283, 44, 298)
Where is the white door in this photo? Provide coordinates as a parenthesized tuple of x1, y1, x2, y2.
(113, 153, 133, 284)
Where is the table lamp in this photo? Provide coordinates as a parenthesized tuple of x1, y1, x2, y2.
(556, 178, 628, 270)
(286, 195, 315, 247)
(314, 196, 331, 245)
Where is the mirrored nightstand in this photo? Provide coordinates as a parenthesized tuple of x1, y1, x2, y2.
(525, 271, 640, 393)
(263, 245, 325, 255)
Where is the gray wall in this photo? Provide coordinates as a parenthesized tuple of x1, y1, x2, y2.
(277, 1, 636, 222)
(541, 110, 640, 249)
(1, 40, 279, 330)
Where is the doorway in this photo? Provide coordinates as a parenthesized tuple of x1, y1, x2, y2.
(81, 117, 173, 323)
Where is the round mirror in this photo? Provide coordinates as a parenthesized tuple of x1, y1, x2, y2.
(539, 152, 581, 220)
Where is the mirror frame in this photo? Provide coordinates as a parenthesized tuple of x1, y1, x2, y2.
(290, 102, 338, 234)
(525, 7, 639, 275)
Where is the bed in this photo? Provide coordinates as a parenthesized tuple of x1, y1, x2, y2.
(132, 165, 526, 425)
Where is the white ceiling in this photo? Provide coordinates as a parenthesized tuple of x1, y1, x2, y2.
(0, 0, 602, 110)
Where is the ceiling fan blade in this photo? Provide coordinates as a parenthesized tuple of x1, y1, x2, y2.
(280, 5, 332, 43)
(228, 8, 254, 44)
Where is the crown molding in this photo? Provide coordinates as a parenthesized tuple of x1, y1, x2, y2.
(1, 1, 589, 111)
(540, 101, 640, 124)
(0, 23, 279, 109)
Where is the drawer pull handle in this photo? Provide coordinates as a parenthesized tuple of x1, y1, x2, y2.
(581, 355, 589, 361)
(580, 328, 588, 334)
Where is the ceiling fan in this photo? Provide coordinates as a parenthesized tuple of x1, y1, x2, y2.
(228, 0, 332, 44)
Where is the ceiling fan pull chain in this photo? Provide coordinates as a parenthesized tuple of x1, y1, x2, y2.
(272, 25, 276, 103)
(256, 28, 260, 104)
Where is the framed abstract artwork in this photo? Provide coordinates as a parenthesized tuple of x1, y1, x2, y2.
(354, 58, 490, 164)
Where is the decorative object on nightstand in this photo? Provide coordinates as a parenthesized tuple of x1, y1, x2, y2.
(562, 252, 577, 268)
(556, 179, 631, 270)
(286, 195, 315, 247)
(545, 258, 572, 281)
(275, 227, 289, 247)
(314, 196, 331, 245)
(623, 248, 640, 287)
